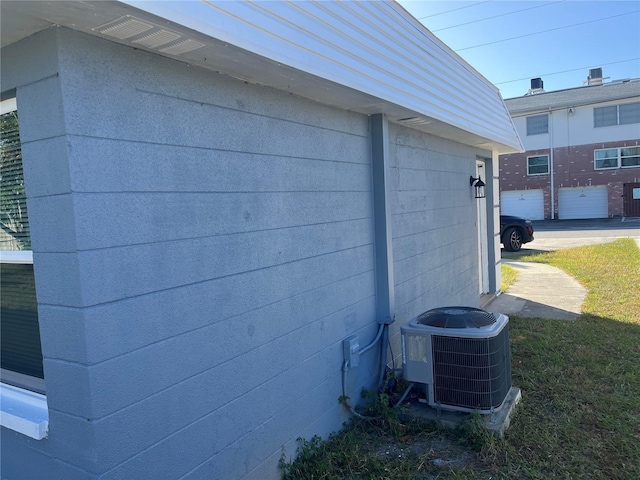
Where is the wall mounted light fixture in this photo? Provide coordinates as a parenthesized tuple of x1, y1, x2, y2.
(470, 175, 486, 199)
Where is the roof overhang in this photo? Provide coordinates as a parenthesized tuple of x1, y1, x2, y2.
(1, 1, 523, 154)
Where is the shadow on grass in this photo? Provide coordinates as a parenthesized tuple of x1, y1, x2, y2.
(488, 295, 580, 321)
(501, 248, 552, 260)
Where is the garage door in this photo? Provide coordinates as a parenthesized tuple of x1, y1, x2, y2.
(558, 186, 608, 219)
(500, 189, 544, 220)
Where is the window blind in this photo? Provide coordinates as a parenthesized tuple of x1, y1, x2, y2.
(527, 155, 549, 175)
(621, 146, 640, 168)
(1, 263, 43, 380)
(593, 106, 618, 128)
(1, 104, 44, 393)
(619, 102, 640, 126)
(526, 114, 548, 136)
(1, 109, 31, 251)
(594, 148, 619, 169)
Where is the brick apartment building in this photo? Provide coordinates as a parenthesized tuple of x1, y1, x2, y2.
(499, 70, 640, 220)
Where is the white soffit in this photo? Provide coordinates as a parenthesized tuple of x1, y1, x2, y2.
(119, 0, 522, 153)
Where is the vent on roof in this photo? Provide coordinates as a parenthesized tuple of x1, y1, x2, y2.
(132, 30, 181, 49)
(96, 17, 154, 39)
(397, 116, 433, 127)
(95, 16, 206, 57)
(526, 78, 545, 95)
(159, 39, 206, 55)
(530, 78, 543, 90)
(588, 68, 603, 85)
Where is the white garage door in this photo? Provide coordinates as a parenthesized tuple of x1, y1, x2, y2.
(500, 189, 544, 220)
(558, 186, 608, 219)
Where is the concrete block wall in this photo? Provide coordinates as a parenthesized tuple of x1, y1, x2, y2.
(387, 124, 485, 361)
(1, 27, 93, 480)
(1, 26, 488, 480)
(1, 27, 380, 479)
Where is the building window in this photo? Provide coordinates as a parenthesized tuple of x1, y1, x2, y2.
(594, 102, 640, 127)
(527, 155, 549, 175)
(594, 146, 640, 170)
(619, 103, 640, 125)
(0, 98, 45, 394)
(593, 106, 618, 127)
(621, 146, 640, 168)
(594, 148, 619, 169)
(526, 114, 548, 135)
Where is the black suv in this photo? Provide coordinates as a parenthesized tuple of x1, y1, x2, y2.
(500, 215, 534, 252)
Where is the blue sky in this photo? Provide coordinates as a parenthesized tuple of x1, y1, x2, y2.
(397, 0, 640, 99)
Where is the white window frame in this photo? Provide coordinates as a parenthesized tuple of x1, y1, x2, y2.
(0, 97, 49, 440)
(527, 154, 549, 175)
(594, 146, 640, 170)
(594, 148, 620, 170)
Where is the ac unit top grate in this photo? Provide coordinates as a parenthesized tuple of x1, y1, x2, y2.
(416, 306, 496, 329)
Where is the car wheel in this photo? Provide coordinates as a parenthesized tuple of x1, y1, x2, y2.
(503, 227, 523, 252)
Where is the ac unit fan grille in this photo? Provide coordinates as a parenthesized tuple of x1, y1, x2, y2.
(432, 326, 511, 410)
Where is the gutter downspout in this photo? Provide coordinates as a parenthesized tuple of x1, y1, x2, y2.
(370, 114, 395, 327)
(370, 113, 395, 391)
(340, 114, 396, 416)
(549, 109, 555, 219)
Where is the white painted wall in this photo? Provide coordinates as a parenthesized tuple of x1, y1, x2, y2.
(512, 97, 640, 151)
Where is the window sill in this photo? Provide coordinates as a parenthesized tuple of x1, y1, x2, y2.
(0, 382, 48, 440)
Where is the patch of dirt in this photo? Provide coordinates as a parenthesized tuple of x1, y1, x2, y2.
(373, 434, 478, 468)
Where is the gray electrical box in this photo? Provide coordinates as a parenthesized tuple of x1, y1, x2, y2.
(343, 335, 360, 368)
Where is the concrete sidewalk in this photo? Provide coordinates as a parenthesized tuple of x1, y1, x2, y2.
(485, 260, 587, 320)
(484, 235, 640, 321)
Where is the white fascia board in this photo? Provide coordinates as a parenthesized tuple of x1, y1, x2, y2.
(119, 0, 522, 152)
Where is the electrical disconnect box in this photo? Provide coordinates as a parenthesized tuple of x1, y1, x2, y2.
(342, 335, 360, 368)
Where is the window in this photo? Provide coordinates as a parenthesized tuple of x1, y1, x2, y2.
(593, 106, 617, 127)
(620, 103, 640, 125)
(621, 146, 640, 168)
(594, 102, 640, 127)
(0, 98, 45, 394)
(594, 149, 619, 169)
(594, 146, 640, 170)
(527, 155, 549, 175)
(526, 114, 548, 135)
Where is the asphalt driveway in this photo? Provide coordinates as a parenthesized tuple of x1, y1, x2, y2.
(522, 217, 640, 252)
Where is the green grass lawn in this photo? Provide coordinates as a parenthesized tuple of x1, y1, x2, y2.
(501, 262, 519, 292)
(281, 239, 640, 480)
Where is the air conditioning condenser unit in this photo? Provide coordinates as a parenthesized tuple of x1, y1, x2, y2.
(401, 307, 511, 414)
